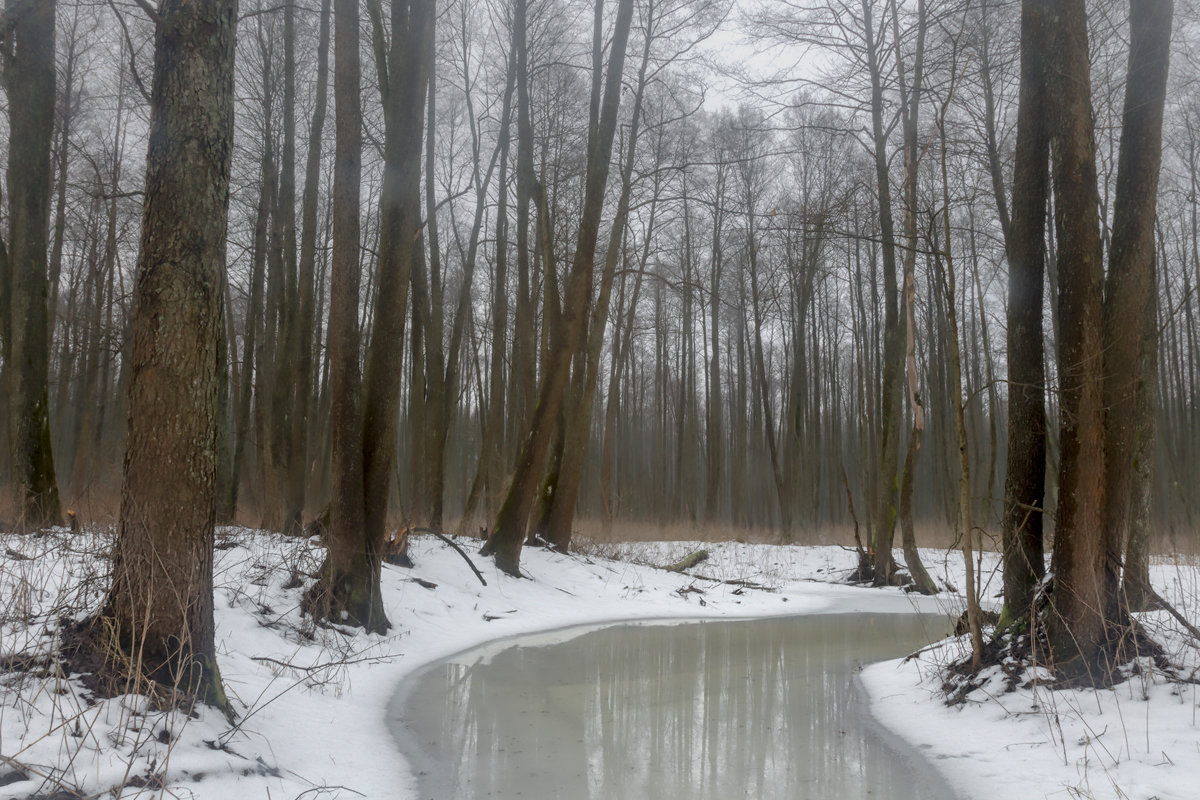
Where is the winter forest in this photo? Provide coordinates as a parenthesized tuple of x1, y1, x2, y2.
(1, 0, 1200, 796)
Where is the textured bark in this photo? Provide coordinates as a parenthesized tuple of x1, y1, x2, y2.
(4, 0, 62, 529)
(102, 0, 236, 706)
(1101, 0, 1172, 622)
(1045, 0, 1109, 671)
(1000, 0, 1050, 626)
(1121, 287, 1159, 611)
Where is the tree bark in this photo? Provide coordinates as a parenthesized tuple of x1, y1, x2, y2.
(306, 0, 380, 632)
(1101, 0, 1173, 623)
(999, 0, 1050, 628)
(101, 0, 236, 708)
(4, 0, 62, 529)
(1044, 0, 1110, 671)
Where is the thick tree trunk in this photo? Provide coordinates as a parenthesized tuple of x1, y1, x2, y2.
(999, 0, 1050, 628)
(1045, 0, 1110, 672)
(1101, 0, 1173, 623)
(4, 0, 62, 529)
(101, 0, 236, 708)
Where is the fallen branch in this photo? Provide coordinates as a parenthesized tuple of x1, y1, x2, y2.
(689, 574, 778, 592)
(1149, 588, 1200, 642)
(249, 653, 392, 674)
(662, 550, 709, 573)
(412, 527, 487, 586)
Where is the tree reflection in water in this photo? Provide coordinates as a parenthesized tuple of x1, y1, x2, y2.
(392, 614, 956, 800)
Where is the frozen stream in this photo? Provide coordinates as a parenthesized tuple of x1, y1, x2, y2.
(390, 612, 958, 799)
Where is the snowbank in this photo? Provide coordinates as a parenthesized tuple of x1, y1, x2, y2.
(0, 527, 1195, 799)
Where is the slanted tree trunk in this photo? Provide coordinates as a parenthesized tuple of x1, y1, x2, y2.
(98, 0, 237, 708)
(4, 0, 62, 529)
(482, 0, 636, 575)
(539, 16, 657, 551)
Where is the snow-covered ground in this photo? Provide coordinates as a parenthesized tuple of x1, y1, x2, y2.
(0, 526, 1196, 799)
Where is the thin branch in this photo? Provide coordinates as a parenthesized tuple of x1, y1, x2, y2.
(412, 527, 488, 586)
(128, 0, 162, 26)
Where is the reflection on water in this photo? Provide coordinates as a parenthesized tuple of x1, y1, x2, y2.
(391, 614, 956, 800)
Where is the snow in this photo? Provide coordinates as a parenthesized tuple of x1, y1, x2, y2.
(1, 526, 1197, 799)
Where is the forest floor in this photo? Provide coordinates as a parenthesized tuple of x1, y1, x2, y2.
(0, 525, 1197, 799)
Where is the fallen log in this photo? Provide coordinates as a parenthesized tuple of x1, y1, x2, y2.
(663, 550, 709, 573)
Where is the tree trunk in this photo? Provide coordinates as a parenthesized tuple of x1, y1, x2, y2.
(360, 0, 434, 593)
(306, 0, 379, 631)
(1121, 282, 1159, 611)
(1101, 0, 1172, 624)
(1044, 0, 1110, 672)
(100, 0, 236, 708)
(894, 0, 935, 594)
(861, 0, 901, 585)
(4, 0, 62, 529)
(483, 0, 635, 575)
(999, 0, 1050, 629)
(286, 0, 332, 535)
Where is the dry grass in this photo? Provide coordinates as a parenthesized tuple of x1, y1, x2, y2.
(568, 516, 967, 550)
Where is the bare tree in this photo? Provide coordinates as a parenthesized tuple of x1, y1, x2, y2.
(998, 0, 1050, 629)
(483, 0, 637, 575)
(3, 0, 63, 529)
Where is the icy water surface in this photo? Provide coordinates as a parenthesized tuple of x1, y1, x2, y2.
(391, 613, 957, 799)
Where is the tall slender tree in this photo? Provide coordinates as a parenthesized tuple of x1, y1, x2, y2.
(999, 0, 1050, 628)
(483, 0, 637, 575)
(3, 0, 62, 529)
(306, 0, 374, 628)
